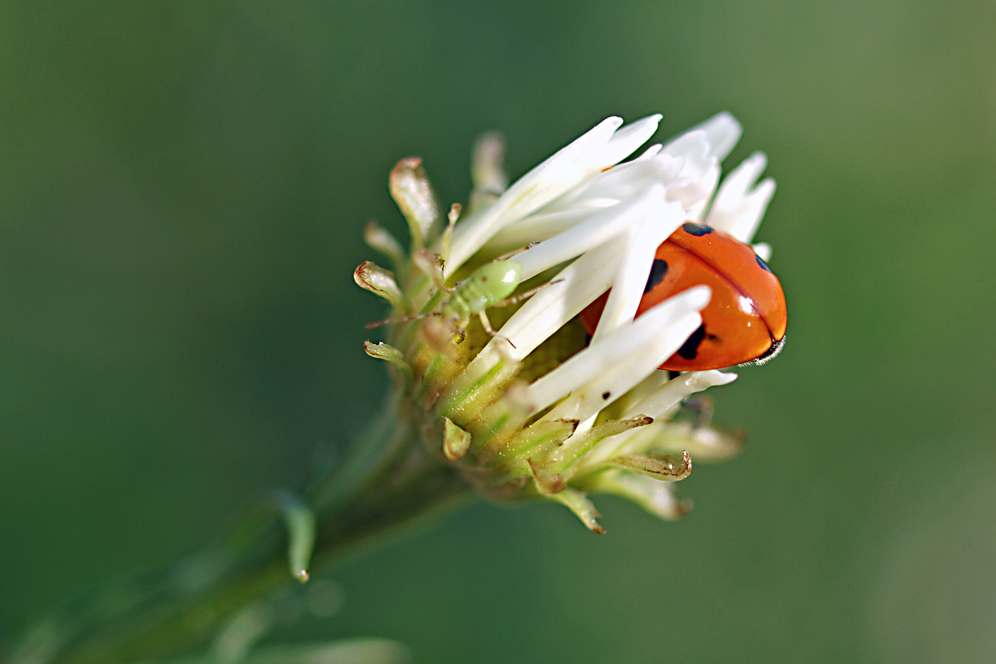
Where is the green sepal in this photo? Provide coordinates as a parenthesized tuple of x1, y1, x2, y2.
(548, 487, 605, 533)
(435, 351, 521, 426)
(506, 418, 578, 461)
(609, 450, 692, 482)
(543, 416, 654, 476)
(271, 491, 316, 583)
(580, 469, 691, 521)
(364, 341, 412, 381)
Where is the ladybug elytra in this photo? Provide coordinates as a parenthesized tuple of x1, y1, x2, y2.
(579, 222, 787, 371)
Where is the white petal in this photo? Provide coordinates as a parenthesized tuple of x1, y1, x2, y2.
(660, 113, 744, 220)
(525, 286, 711, 418)
(598, 114, 662, 165)
(622, 370, 738, 420)
(446, 115, 664, 277)
(731, 177, 775, 242)
(609, 369, 671, 417)
(661, 130, 715, 181)
(446, 116, 623, 276)
(636, 144, 664, 160)
(752, 242, 772, 262)
(544, 154, 685, 213)
(666, 177, 714, 214)
(660, 136, 720, 218)
(514, 185, 668, 281)
(485, 209, 600, 253)
(494, 238, 627, 361)
(540, 308, 705, 424)
(689, 112, 743, 163)
(706, 152, 776, 242)
(535, 151, 681, 218)
(490, 152, 682, 245)
(591, 200, 686, 342)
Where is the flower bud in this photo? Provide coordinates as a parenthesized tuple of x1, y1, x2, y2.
(360, 113, 779, 531)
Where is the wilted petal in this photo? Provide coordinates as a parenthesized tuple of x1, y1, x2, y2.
(390, 158, 441, 249)
(471, 131, 508, 194)
(353, 262, 404, 310)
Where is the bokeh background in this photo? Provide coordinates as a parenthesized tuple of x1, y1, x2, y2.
(2, 2, 995, 662)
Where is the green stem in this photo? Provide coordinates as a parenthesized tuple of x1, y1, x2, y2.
(5, 396, 469, 664)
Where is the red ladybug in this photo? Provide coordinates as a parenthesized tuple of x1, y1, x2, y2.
(580, 222, 787, 371)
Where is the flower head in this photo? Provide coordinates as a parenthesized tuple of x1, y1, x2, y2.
(356, 112, 779, 531)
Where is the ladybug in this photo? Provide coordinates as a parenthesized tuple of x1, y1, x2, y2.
(580, 222, 787, 371)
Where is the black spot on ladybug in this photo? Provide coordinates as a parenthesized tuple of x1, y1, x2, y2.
(682, 222, 714, 236)
(644, 259, 669, 294)
(602, 391, 611, 400)
(755, 254, 772, 273)
(677, 324, 707, 360)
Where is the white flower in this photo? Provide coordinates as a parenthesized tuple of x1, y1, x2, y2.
(359, 111, 778, 531)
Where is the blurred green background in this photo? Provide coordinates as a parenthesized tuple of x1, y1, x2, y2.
(2, 2, 995, 662)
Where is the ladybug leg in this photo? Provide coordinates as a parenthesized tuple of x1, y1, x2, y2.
(682, 395, 714, 429)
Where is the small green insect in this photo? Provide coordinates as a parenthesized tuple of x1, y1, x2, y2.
(367, 259, 544, 340)
(441, 259, 523, 335)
